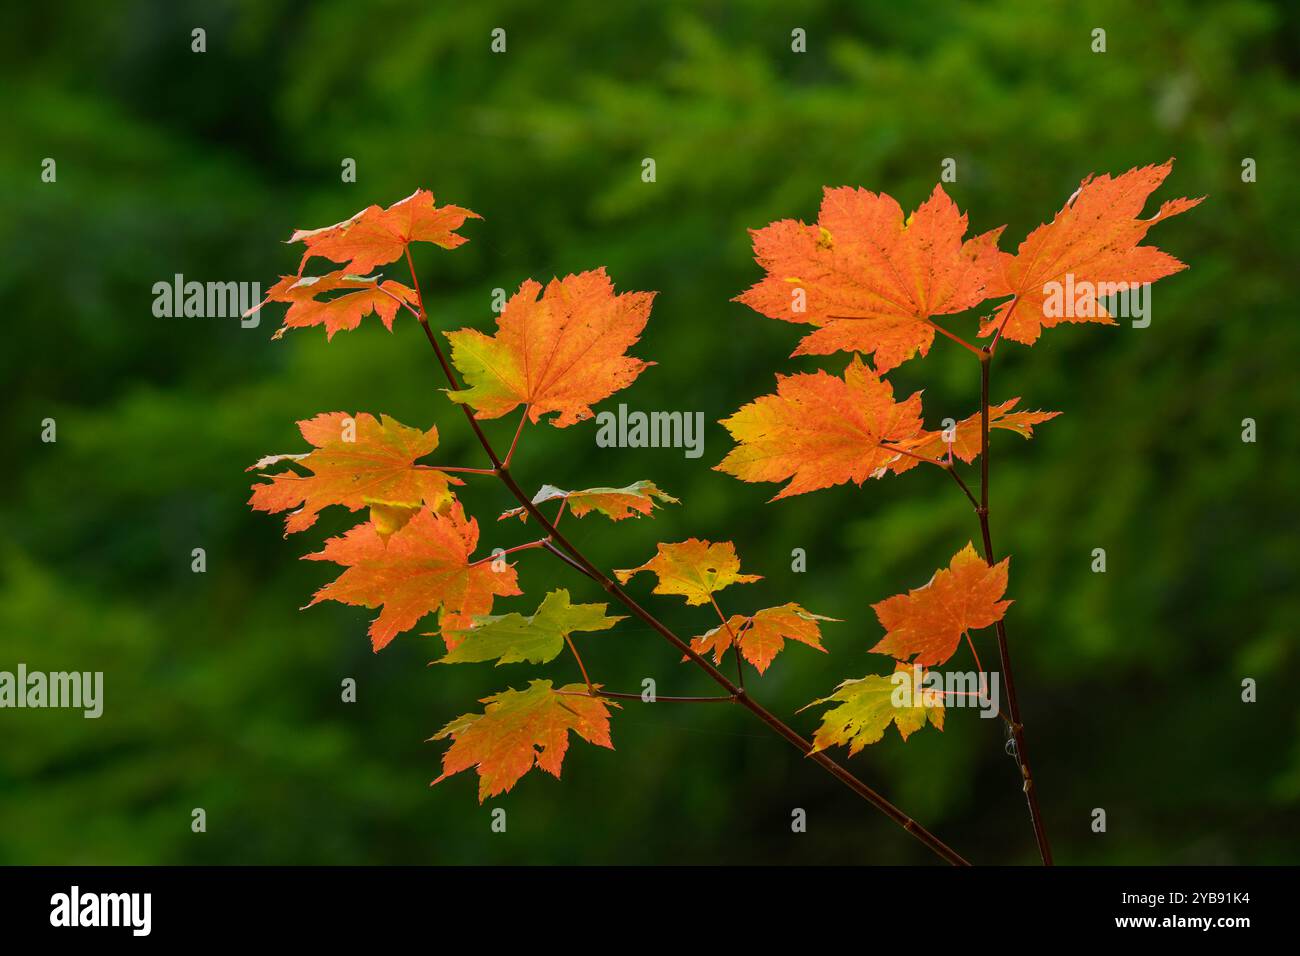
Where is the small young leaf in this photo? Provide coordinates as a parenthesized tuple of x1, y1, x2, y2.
(499, 480, 679, 522)
(615, 539, 761, 606)
(257, 271, 417, 340)
(439, 589, 625, 665)
(291, 189, 480, 275)
(690, 603, 836, 674)
(431, 680, 616, 801)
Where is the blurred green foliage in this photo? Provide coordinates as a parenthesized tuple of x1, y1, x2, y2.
(2, 0, 1297, 864)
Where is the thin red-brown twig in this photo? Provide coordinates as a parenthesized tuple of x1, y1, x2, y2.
(976, 344, 1053, 865)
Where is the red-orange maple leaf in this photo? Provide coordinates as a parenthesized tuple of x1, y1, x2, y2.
(291, 189, 480, 275)
(735, 184, 1003, 371)
(869, 542, 1011, 667)
(892, 399, 1061, 471)
(257, 271, 418, 340)
(615, 539, 761, 606)
(431, 680, 615, 801)
(716, 355, 925, 499)
(248, 412, 460, 536)
(981, 160, 1203, 345)
(689, 603, 835, 674)
(305, 503, 520, 651)
(445, 268, 655, 427)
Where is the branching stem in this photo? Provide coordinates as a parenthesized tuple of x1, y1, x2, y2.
(406, 253, 970, 866)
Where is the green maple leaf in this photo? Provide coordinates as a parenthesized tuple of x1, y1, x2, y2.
(437, 589, 625, 665)
(803, 665, 946, 755)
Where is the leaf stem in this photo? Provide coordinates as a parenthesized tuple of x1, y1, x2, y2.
(827, 313, 985, 359)
(563, 633, 595, 694)
(467, 539, 547, 567)
(878, 443, 943, 467)
(944, 463, 980, 510)
(504, 406, 529, 468)
(986, 297, 1018, 354)
(419, 464, 499, 476)
(709, 596, 745, 691)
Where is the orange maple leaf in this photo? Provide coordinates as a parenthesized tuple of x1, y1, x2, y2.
(445, 268, 655, 427)
(892, 399, 1061, 471)
(431, 680, 615, 801)
(615, 539, 761, 606)
(304, 503, 520, 651)
(716, 355, 925, 499)
(869, 542, 1011, 667)
(735, 184, 1003, 371)
(981, 160, 1203, 345)
(690, 603, 836, 674)
(291, 189, 480, 275)
(257, 271, 418, 340)
(248, 412, 461, 536)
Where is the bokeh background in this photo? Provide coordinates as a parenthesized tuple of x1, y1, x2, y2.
(2, 0, 1297, 865)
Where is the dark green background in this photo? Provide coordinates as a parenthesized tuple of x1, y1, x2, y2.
(2, 0, 1296, 865)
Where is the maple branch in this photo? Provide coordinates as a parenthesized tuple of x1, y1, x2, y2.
(977, 346, 1054, 865)
(406, 257, 970, 866)
(403, 255, 505, 472)
(542, 539, 595, 579)
(513, 445, 969, 865)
